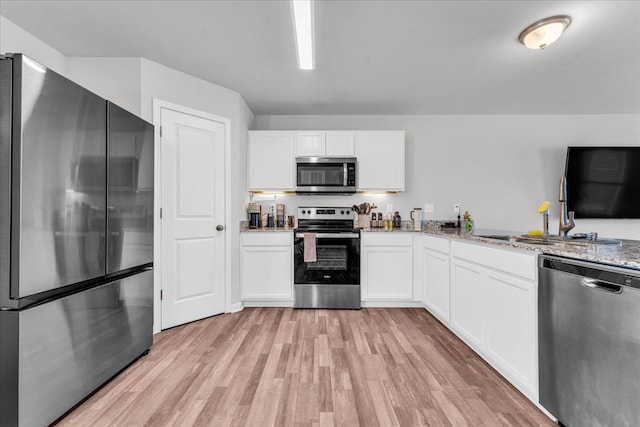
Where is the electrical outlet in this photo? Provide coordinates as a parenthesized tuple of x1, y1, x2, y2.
(453, 203, 461, 214)
(424, 204, 435, 213)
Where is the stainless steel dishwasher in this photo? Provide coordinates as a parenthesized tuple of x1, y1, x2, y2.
(539, 255, 640, 427)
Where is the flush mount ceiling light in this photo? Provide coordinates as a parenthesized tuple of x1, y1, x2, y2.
(291, 0, 315, 70)
(518, 15, 571, 50)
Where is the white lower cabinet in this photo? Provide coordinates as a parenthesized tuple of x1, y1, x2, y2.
(450, 258, 485, 349)
(449, 240, 538, 401)
(485, 270, 537, 397)
(361, 233, 413, 301)
(420, 236, 451, 323)
(241, 233, 293, 302)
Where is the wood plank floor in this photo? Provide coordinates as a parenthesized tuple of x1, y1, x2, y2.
(57, 308, 554, 426)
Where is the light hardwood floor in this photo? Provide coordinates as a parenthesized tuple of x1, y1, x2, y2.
(57, 308, 554, 426)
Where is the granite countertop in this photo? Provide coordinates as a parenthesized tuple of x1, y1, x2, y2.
(360, 226, 422, 233)
(423, 225, 640, 271)
(239, 220, 640, 270)
(360, 220, 422, 232)
(240, 224, 294, 232)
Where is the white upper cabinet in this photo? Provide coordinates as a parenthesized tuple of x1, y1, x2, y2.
(248, 131, 294, 191)
(248, 130, 405, 192)
(295, 131, 355, 157)
(296, 131, 326, 157)
(355, 131, 405, 191)
(326, 131, 355, 156)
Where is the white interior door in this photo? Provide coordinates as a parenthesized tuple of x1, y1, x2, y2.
(160, 107, 226, 329)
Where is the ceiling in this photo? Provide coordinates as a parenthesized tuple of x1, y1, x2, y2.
(1, 0, 639, 115)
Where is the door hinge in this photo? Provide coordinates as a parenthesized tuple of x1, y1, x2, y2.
(159, 126, 162, 137)
(161, 289, 163, 300)
(160, 208, 163, 219)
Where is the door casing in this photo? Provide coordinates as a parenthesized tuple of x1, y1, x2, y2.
(152, 98, 232, 333)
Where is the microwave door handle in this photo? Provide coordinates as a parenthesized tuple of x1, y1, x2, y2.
(344, 163, 347, 186)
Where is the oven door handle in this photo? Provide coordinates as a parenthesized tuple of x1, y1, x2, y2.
(295, 233, 360, 239)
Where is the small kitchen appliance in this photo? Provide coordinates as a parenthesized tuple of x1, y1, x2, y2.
(410, 208, 423, 230)
(295, 157, 356, 194)
(294, 207, 360, 309)
(276, 204, 285, 227)
(248, 203, 261, 229)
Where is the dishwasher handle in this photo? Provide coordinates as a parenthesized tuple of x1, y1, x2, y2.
(540, 256, 640, 291)
(580, 278, 623, 294)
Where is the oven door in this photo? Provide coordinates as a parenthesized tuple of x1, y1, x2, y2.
(294, 232, 360, 285)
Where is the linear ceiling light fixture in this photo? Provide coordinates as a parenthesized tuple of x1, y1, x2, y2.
(518, 15, 571, 49)
(291, 0, 315, 70)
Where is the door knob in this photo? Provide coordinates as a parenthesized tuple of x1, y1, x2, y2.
(216, 225, 225, 231)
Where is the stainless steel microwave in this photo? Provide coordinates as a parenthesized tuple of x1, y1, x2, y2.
(295, 157, 357, 194)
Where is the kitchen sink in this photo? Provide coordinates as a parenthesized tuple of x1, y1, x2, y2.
(475, 234, 511, 241)
(475, 234, 621, 247)
(512, 237, 558, 246)
(475, 234, 560, 246)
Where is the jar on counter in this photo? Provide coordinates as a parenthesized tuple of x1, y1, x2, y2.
(383, 213, 393, 230)
(393, 211, 401, 228)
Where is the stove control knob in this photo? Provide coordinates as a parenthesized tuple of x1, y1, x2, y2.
(301, 210, 306, 215)
(341, 210, 345, 215)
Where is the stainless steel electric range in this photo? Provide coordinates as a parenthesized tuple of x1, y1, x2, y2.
(294, 207, 360, 309)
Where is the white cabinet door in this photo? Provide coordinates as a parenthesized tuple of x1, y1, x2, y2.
(361, 233, 413, 300)
(354, 131, 405, 191)
(241, 233, 292, 300)
(326, 131, 355, 156)
(450, 258, 485, 350)
(449, 239, 538, 400)
(423, 248, 450, 323)
(296, 131, 326, 157)
(296, 131, 355, 157)
(248, 131, 294, 190)
(486, 270, 537, 396)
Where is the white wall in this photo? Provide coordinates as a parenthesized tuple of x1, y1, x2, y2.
(1, 15, 67, 75)
(254, 114, 640, 240)
(232, 99, 253, 305)
(67, 57, 142, 116)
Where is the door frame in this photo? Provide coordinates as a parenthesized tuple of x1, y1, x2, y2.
(152, 98, 232, 334)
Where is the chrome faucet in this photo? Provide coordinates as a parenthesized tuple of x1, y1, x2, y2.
(558, 176, 575, 237)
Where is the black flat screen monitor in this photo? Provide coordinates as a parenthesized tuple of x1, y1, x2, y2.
(565, 146, 640, 219)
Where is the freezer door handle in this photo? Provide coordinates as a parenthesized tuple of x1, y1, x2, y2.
(580, 278, 623, 294)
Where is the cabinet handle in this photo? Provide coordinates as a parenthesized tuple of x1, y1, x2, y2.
(216, 225, 225, 231)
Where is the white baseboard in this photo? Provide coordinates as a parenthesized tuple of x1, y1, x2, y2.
(229, 302, 244, 313)
(242, 300, 294, 307)
(361, 300, 425, 308)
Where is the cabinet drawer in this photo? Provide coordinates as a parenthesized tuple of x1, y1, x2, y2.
(423, 235, 450, 254)
(241, 232, 292, 246)
(362, 232, 413, 246)
(451, 241, 536, 281)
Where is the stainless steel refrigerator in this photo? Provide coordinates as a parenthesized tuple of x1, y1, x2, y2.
(0, 54, 154, 427)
